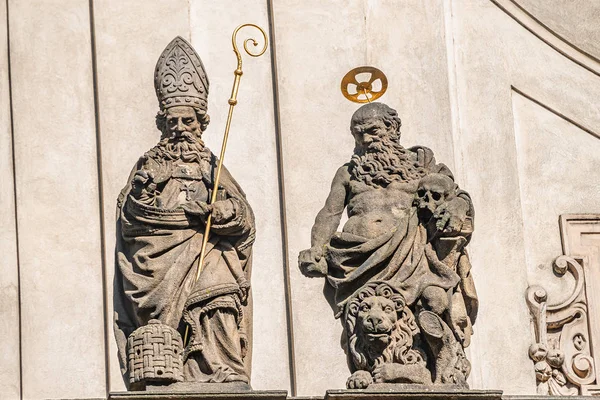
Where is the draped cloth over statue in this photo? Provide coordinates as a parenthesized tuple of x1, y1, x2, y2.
(114, 150, 256, 384)
(324, 147, 478, 344)
(299, 102, 479, 388)
(326, 207, 478, 333)
(327, 209, 455, 309)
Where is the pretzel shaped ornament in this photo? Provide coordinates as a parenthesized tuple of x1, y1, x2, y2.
(341, 66, 388, 103)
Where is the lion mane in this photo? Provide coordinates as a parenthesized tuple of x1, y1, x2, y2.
(344, 282, 426, 372)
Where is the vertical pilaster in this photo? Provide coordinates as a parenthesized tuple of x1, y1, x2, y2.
(8, 0, 106, 397)
(0, 0, 21, 397)
(189, 1, 289, 391)
(91, 0, 191, 391)
(272, 0, 368, 395)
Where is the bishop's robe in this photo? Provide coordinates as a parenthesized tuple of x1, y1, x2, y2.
(114, 146, 255, 384)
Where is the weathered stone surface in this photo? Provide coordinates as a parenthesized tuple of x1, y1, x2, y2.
(127, 320, 185, 385)
(272, 1, 377, 392)
(504, 397, 595, 400)
(8, 0, 106, 398)
(2, 0, 600, 397)
(526, 256, 592, 396)
(94, 1, 286, 392)
(91, 0, 192, 392)
(325, 388, 502, 400)
(272, 1, 457, 394)
(110, 388, 287, 400)
(449, 1, 600, 393)
(526, 216, 600, 396)
(0, 0, 20, 398)
(299, 102, 477, 389)
(188, 3, 289, 391)
(114, 36, 256, 390)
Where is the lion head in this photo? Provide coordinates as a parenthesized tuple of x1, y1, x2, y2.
(345, 282, 425, 372)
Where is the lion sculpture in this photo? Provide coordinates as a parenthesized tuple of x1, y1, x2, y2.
(344, 282, 432, 389)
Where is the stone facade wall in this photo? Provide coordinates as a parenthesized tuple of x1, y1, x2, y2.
(1, 0, 599, 398)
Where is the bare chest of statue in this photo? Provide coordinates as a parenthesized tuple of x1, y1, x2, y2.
(344, 179, 418, 239)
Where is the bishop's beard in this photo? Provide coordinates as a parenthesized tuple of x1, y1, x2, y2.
(350, 135, 427, 187)
(151, 131, 206, 163)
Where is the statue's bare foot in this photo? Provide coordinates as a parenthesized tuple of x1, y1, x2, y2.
(347, 370, 373, 389)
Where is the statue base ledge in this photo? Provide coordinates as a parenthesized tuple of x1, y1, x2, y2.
(325, 387, 503, 400)
(109, 383, 287, 400)
(109, 392, 286, 400)
(503, 397, 598, 400)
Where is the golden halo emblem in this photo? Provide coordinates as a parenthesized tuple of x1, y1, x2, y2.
(340, 66, 388, 103)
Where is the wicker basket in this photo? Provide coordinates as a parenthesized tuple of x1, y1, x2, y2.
(127, 319, 184, 384)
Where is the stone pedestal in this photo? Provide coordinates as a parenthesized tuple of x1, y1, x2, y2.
(110, 382, 287, 400)
(324, 388, 503, 400)
(109, 389, 287, 400)
(504, 397, 594, 400)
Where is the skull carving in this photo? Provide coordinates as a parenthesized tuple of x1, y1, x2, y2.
(415, 174, 456, 218)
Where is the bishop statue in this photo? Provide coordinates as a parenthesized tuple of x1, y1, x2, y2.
(114, 37, 255, 389)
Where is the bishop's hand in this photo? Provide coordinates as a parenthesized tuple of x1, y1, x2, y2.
(131, 170, 158, 201)
(211, 199, 236, 224)
(180, 201, 212, 220)
(299, 245, 328, 277)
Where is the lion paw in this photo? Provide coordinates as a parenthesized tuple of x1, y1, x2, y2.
(373, 363, 401, 383)
(374, 362, 433, 385)
(347, 370, 373, 389)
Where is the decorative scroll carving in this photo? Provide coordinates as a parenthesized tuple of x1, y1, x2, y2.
(526, 256, 596, 395)
(526, 215, 600, 395)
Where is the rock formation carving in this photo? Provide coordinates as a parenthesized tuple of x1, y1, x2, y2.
(299, 102, 477, 389)
(113, 36, 255, 390)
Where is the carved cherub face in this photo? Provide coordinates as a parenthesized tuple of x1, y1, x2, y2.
(415, 173, 455, 216)
(165, 106, 202, 140)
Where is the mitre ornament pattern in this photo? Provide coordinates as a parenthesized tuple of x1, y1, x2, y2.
(154, 36, 209, 111)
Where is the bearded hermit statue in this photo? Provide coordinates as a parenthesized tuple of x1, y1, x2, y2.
(114, 37, 255, 389)
(299, 102, 478, 389)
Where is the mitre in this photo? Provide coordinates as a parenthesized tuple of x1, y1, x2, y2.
(154, 36, 209, 111)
